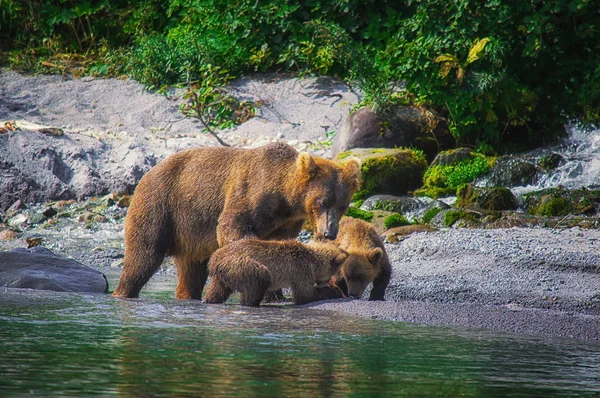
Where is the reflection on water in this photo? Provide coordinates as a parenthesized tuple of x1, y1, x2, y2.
(1, 285, 600, 397)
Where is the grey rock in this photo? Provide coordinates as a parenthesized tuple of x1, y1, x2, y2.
(0, 249, 108, 293)
(360, 194, 449, 222)
(429, 208, 453, 228)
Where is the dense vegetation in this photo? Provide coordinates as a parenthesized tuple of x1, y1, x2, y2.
(2, 0, 599, 151)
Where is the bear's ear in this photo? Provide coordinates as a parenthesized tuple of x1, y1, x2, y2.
(297, 152, 317, 179)
(367, 248, 383, 265)
(343, 159, 361, 191)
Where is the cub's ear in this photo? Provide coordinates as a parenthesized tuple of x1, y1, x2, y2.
(343, 159, 361, 192)
(367, 248, 383, 265)
(297, 152, 317, 179)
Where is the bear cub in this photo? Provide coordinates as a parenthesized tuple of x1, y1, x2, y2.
(204, 239, 347, 306)
(332, 217, 392, 300)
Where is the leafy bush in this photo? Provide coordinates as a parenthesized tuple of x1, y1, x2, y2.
(2, 0, 599, 149)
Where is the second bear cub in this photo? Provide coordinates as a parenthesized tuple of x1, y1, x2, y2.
(204, 240, 347, 306)
(332, 217, 392, 301)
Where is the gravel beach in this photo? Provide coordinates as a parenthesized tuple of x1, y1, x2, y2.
(309, 227, 600, 340)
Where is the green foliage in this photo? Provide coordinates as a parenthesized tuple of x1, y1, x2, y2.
(2, 0, 600, 149)
(383, 213, 410, 229)
(346, 207, 374, 222)
(422, 207, 442, 224)
(417, 153, 494, 198)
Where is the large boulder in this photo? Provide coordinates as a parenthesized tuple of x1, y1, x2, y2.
(336, 148, 428, 200)
(0, 247, 108, 293)
(0, 129, 157, 211)
(332, 106, 455, 161)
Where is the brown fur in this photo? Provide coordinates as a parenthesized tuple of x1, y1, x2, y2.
(112, 143, 360, 299)
(333, 217, 391, 300)
(204, 240, 347, 306)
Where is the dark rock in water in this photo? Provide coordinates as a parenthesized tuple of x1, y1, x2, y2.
(0, 248, 108, 293)
(457, 184, 518, 211)
(332, 106, 454, 161)
(42, 206, 58, 218)
(537, 153, 563, 170)
(522, 187, 600, 217)
(477, 156, 540, 188)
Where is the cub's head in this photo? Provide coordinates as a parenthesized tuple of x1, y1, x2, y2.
(336, 248, 383, 299)
(309, 242, 348, 286)
(296, 152, 360, 241)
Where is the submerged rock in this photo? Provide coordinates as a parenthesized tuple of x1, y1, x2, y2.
(476, 156, 539, 188)
(0, 247, 108, 293)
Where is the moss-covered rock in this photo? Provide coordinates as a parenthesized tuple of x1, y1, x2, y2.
(415, 148, 496, 198)
(534, 195, 570, 216)
(537, 153, 563, 170)
(336, 147, 428, 200)
(457, 184, 518, 211)
(422, 207, 442, 224)
(522, 187, 600, 217)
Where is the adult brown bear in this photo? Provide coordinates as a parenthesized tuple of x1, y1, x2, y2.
(113, 143, 360, 299)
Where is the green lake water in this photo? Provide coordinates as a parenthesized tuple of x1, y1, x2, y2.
(1, 273, 600, 397)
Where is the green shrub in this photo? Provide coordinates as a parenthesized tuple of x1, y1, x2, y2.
(2, 0, 599, 149)
(383, 213, 410, 229)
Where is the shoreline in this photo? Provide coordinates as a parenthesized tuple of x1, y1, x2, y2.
(305, 299, 600, 341)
